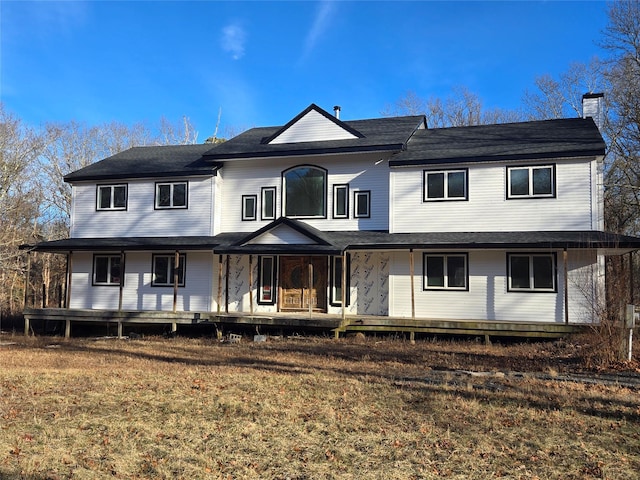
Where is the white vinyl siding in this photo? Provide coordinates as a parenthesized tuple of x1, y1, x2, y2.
(219, 153, 390, 232)
(71, 176, 215, 238)
(70, 251, 213, 311)
(390, 158, 595, 233)
(268, 109, 357, 144)
(387, 249, 598, 323)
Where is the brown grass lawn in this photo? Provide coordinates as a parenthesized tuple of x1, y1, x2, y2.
(0, 334, 639, 479)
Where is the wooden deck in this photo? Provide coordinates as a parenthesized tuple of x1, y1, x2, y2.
(23, 308, 587, 340)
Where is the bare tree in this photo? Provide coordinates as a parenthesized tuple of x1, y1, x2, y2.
(382, 87, 523, 127)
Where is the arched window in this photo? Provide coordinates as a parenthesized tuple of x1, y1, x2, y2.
(282, 166, 326, 217)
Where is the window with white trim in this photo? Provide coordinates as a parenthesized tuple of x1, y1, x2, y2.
(424, 170, 467, 201)
(423, 253, 468, 290)
(507, 165, 555, 199)
(155, 182, 188, 209)
(333, 184, 348, 218)
(152, 254, 186, 287)
(242, 195, 257, 221)
(354, 190, 370, 218)
(258, 256, 276, 304)
(97, 184, 127, 210)
(330, 255, 349, 306)
(93, 254, 122, 286)
(507, 253, 556, 292)
(261, 187, 276, 220)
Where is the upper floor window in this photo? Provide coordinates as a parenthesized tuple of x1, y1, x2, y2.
(282, 166, 326, 218)
(423, 253, 468, 290)
(261, 187, 276, 220)
(354, 190, 371, 218)
(155, 182, 188, 209)
(242, 195, 257, 221)
(507, 253, 556, 292)
(333, 184, 349, 219)
(424, 170, 467, 201)
(93, 254, 122, 286)
(507, 165, 555, 199)
(97, 184, 127, 210)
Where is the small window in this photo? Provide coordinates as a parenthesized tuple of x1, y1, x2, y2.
(330, 255, 350, 306)
(333, 184, 349, 218)
(97, 185, 127, 210)
(424, 170, 467, 201)
(242, 195, 257, 221)
(354, 191, 370, 218)
(282, 165, 327, 218)
(152, 254, 186, 287)
(508, 253, 556, 292)
(258, 256, 277, 304)
(155, 182, 188, 209)
(93, 254, 122, 286)
(261, 187, 276, 220)
(423, 253, 468, 290)
(507, 165, 555, 199)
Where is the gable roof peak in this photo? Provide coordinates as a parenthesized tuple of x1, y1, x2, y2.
(262, 103, 365, 145)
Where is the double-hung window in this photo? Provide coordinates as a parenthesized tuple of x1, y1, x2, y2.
(257, 256, 277, 304)
(93, 254, 122, 286)
(507, 165, 555, 199)
(152, 254, 186, 287)
(507, 253, 556, 292)
(423, 253, 468, 290)
(424, 170, 467, 201)
(155, 182, 188, 209)
(97, 184, 127, 210)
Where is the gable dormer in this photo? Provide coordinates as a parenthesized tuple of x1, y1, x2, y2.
(263, 104, 365, 145)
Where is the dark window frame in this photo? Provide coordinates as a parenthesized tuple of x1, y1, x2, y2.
(330, 254, 351, 307)
(422, 252, 469, 291)
(92, 254, 123, 286)
(261, 187, 276, 221)
(257, 255, 277, 305)
(96, 184, 128, 211)
(332, 184, 349, 219)
(354, 190, 371, 218)
(151, 253, 186, 287)
(281, 165, 328, 219)
(242, 194, 257, 221)
(423, 169, 468, 202)
(154, 181, 188, 209)
(506, 164, 556, 200)
(507, 252, 557, 292)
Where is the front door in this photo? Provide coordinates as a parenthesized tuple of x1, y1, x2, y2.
(279, 256, 327, 312)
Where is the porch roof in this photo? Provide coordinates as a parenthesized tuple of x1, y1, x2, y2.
(22, 229, 640, 255)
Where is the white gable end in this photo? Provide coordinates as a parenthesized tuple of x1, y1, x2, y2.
(246, 224, 318, 245)
(269, 109, 358, 144)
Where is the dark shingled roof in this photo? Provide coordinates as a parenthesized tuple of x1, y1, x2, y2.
(201, 115, 426, 161)
(64, 144, 220, 182)
(390, 117, 606, 166)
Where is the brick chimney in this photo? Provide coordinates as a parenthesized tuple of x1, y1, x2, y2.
(582, 93, 604, 130)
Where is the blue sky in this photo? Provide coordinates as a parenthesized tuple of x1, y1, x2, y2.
(2, 1, 608, 140)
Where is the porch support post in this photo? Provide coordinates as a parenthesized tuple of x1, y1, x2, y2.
(118, 250, 125, 312)
(629, 252, 634, 304)
(341, 251, 347, 322)
(173, 250, 179, 313)
(117, 321, 123, 339)
(217, 254, 223, 313)
(23, 251, 31, 310)
(248, 255, 254, 314)
(563, 248, 569, 324)
(66, 251, 73, 309)
(65, 319, 71, 338)
(409, 249, 415, 320)
(225, 255, 230, 313)
(308, 260, 313, 317)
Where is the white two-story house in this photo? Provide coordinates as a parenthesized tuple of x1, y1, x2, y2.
(25, 96, 640, 337)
